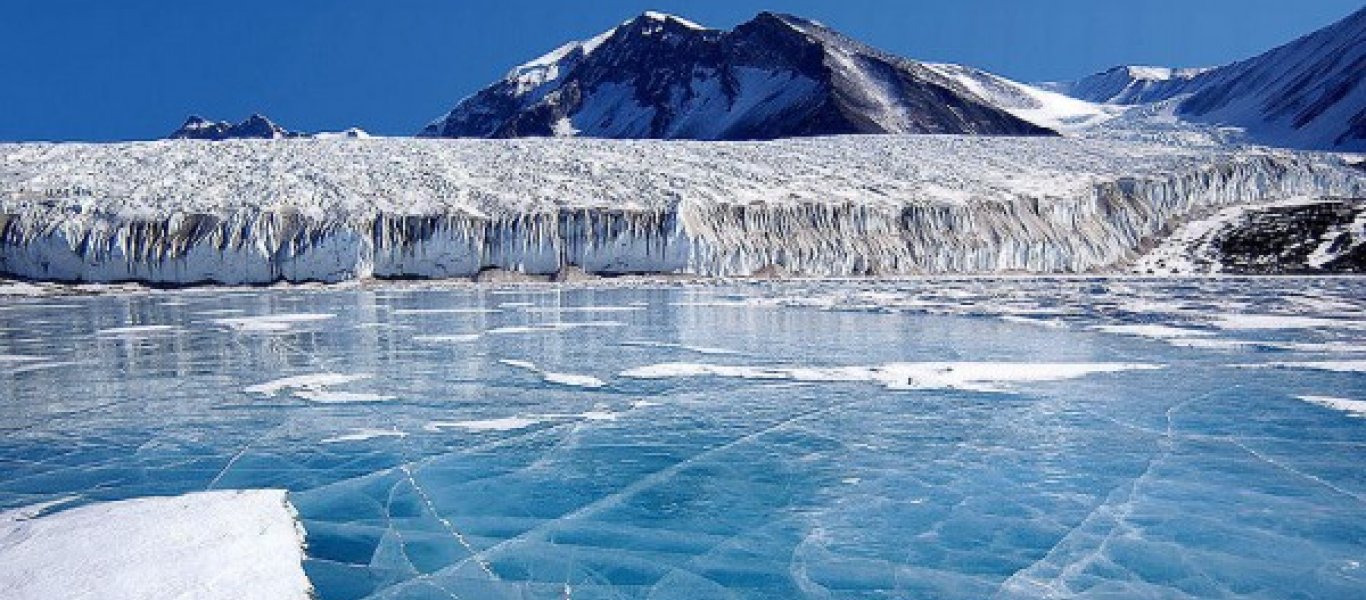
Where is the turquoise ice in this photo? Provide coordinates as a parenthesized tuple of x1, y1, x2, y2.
(1, 278, 1363, 599)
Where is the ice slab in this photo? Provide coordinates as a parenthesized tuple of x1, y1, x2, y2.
(0, 490, 312, 600)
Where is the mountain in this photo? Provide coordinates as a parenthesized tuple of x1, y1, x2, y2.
(1038, 66, 1212, 105)
(169, 114, 304, 140)
(420, 11, 1055, 140)
(1043, 7, 1366, 151)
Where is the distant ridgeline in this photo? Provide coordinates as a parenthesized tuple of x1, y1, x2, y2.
(168, 114, 369, 141)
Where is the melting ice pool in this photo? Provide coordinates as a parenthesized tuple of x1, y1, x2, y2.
(1, 278, 1364, 599)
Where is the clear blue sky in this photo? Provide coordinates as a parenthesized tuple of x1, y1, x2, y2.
(1, 0, 1359, 141)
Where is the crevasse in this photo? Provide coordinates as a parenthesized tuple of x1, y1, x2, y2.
(0, 137, 1360, 283)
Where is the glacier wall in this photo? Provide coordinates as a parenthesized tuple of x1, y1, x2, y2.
(0, 137, 1361, 283)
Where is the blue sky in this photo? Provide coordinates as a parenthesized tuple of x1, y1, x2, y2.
(1, 0, 1359, 141)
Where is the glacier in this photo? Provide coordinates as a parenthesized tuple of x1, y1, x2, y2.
(1, 136, 1362, 284)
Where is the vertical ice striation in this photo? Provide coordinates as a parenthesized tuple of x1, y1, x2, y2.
(0, 137, 1361, 283)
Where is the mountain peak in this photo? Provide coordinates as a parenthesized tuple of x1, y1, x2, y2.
(420, 10, 1055, 140)
(634, 11, 706, 30)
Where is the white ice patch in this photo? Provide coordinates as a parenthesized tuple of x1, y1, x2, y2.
(486, 321, 626, 335)
(1245, 361, 1366, 373)
(499, 358, 606, 389)
(425, 417, 544, 432)
(1209, 314, 1366, 331)
(391, 308, 499, 315)
(0, 490, 312, 600)
(999, 315, 1068, 329)
(1092, 324, 1214, 339)
(321, 429, 408, 444)
(293, 390, 395, 404)
(246, 373, 390, 403)
(96, 324, 181, 337)
(213, 313, 336, 333)
(518, 305, 645, 314)
(1297, 395, 1366, 418)
(412, 334, 482, 343)
(621, 361, 1163, 393)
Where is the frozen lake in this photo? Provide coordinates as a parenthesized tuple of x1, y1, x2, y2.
(2, 278, 1364, 599)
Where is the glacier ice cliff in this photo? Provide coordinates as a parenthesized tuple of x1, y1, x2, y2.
(0, 136, 1362, 283)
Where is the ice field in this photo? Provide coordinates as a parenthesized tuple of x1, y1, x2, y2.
(1, 278, 1365, 599)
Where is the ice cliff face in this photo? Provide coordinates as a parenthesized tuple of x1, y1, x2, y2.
(0, 137, 1361, 283)
(419, 12, 1054, 140)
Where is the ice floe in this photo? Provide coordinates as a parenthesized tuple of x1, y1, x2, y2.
(0, 490, 312, 600)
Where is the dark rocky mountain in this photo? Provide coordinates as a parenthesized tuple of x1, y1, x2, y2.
(1043, 6, 1366, 151)
(420, 11, 1055, 140)
(169, 114, 304, 140)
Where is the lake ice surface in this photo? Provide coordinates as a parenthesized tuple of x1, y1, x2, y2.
(1, 278, 1364, 599)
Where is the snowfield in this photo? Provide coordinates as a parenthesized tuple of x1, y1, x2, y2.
(0, 490, 312, 600)
(0, 136, 1361, 283)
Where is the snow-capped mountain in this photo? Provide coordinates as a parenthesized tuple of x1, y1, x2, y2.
(420, 11, 1055, 140)
(1038, 66, 1212, 105)
(1044, 6, 1366, 151)
(169, 114, 304, 140)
